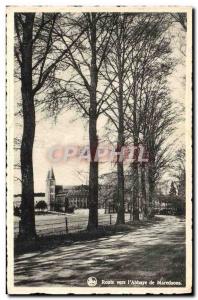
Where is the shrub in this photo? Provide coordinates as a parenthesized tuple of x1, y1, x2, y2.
(35, 200, 47, 211)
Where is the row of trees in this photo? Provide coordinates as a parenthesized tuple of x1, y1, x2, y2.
(14, 12, 186, 238)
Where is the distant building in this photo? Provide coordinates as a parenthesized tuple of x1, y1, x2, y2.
(46, 168, 88, 212)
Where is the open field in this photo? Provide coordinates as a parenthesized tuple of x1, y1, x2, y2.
(14, 209, 131, 237)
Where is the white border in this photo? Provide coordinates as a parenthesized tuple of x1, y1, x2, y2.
(5, 4, 193, 296)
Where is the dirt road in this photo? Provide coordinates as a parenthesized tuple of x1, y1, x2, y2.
(14, 215, 185, 287)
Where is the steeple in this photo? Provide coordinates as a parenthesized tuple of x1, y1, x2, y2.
(46, 167, 56, 211)
(47, 167, 55, 180)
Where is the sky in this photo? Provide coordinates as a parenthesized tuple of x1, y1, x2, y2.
(13, 20, 186, 194)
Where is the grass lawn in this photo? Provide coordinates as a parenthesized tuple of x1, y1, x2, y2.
(14, 209, 130, 237)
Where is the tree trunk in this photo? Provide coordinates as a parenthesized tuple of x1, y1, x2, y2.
(132, 162, 139, 221)
(141, 164, 148, 219)
(131, 135, 139, 221)
(19, 13, 36, 239)
(148, 164, 155, 218)
(116, 33, 125, 225)
(116, 161, 125, 224)
(87, 14, 99, 230)
(87, 116, 98, 230)
(116, 119, 125, 224)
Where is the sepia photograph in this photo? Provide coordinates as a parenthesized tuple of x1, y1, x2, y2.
(6, 6, 192, 295)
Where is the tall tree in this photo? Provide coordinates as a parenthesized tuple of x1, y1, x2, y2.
(16, 13, 36, 238)
(100, 14, 174, 221)
(43, 13, 117, 230)
(124, 14, 173, 220)
(143, 94, 176, 216)
(101, 14, 133, 224)
(15, 13, 85, 237)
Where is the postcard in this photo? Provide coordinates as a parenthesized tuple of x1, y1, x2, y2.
(6, 6, 192, 295)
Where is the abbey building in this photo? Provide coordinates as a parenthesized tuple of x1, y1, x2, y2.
(45, 168, 88, 212)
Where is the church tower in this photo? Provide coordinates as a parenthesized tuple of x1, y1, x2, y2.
(45, 168, 56, 211)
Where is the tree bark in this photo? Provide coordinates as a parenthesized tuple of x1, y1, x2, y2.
(131, 135, 139, 221)
(141, 164, 148, 219)
(87, 14, 99, 230)
(87, 115, 98, 230)
(19, 13, 36, 238)
(132, 162, 139, 221)
(116, 28, 125, 225)
(116, 161, 125, 224)
(147, 144, 156, 218)
(148, 165, 155, 216)
(116, 93, 125, 224)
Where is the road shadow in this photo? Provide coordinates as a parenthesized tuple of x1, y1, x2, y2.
(14, 215, 186, 288)
(14, 216, 163, 255)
